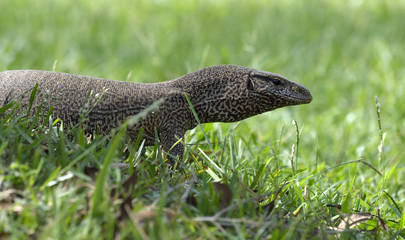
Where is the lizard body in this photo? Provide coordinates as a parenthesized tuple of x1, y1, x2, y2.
(0, 65, 312, 161)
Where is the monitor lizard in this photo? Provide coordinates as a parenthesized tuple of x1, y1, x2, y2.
(0, 65, 312, 162)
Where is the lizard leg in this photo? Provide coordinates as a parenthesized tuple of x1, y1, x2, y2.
(160, 128, 186, 164)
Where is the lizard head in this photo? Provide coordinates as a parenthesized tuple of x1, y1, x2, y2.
(245, 68, 312, 114)
(180, 65, 312, 123)
(214, 65, 312, 122)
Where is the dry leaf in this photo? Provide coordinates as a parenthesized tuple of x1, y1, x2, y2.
(335, 213, 374, 231)
(84, 166, 99, 179)
(213, 182, 233, 209)
(132, 206, 176, 226)
(112, 171, 138, 220)
(111, 171, 138, 197)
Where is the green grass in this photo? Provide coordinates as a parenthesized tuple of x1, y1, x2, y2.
(1, 0, 405, 239)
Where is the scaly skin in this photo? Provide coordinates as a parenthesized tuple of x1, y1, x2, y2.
(0, 65, 312, 161)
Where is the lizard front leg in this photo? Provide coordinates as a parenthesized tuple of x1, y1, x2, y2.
(159, 128, 186, 164)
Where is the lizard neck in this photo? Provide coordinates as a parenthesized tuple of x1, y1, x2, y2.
(165, 66, 256, 125)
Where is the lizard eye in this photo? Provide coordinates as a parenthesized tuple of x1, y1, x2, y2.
(272, 79, 282, 85)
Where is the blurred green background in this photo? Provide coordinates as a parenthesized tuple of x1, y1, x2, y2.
(1, 0, 404, 180)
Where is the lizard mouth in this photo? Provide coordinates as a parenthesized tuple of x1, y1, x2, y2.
(298, 92, 313, 104)
(273, 87, 312, 106)
(284, 84, 313, 104)
(288, 93, 312, 105)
